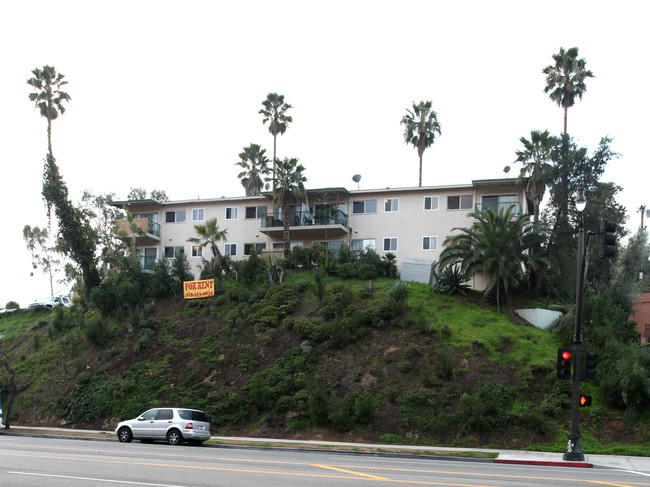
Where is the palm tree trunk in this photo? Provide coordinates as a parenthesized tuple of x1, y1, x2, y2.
(563, 107, 568, 135)
(272, 135, 277, 190)
(418, 152, 423, 187)
(47, 118, 53, 157)
(283, 196, 290, 257)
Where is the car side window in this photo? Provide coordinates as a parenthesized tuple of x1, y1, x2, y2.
(155, 409, 173, 420)
(141, 410, 157, 420)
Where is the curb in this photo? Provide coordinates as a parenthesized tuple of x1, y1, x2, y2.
(494, 459, 593, 468)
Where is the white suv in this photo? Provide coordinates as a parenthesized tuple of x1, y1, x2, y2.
(115, 408, 211, 446)
(29, 296, 72, 308)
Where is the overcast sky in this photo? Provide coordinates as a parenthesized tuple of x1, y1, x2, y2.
(1, 0, 648, 307)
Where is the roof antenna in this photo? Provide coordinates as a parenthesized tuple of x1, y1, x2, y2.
(352, 174, 361, 190)
(503, 166, 511, 178)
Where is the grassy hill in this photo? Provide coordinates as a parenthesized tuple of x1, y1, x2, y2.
(1, 272, 648, 455)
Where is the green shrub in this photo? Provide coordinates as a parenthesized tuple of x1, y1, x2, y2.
(133, 328, 156, 354)
(248, 284, 298, 329)
(435, 265, 470, 296)
(338, 262, 358, 280)
(151, 257, 174, 297)
(358, 263, 377, 280)
(308, 388, 330, 426)
(85, 315, 107, 346)
(288, 316, 330, 343)
(459, 382, 512, 433)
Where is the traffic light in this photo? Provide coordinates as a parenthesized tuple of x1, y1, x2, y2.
(600, 220, 617, 258)
(585, 351, 596, 380)
(579, 394, 592, 407)
(557, 348, 572, 380)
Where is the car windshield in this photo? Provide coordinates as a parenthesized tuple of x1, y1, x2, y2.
(178, 409, 208, 422)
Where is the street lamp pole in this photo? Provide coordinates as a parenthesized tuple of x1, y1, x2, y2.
(564, 187, 587, 462)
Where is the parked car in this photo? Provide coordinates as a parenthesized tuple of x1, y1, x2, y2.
(28, 296, 72, 309)
(115, 408, 211, 446)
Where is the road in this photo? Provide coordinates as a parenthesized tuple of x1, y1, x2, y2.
(0, 436, 649, 486)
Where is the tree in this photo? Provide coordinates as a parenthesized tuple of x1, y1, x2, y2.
(126, 187, 168, 202)
(23, 225, 62, 296)
(515, 130, 556, 223)
(79, 191, 125, 271)
(438, 206, 548, 310)
(401, 100, 441, 187)
(27, 65, 70, 157)
(268, 157, 307, 257)
(0, 352, 32, 429)
(543, 47, 594, 134)
(236, 143, 271, 196)
(187, 217, 230, 277)
(259, 93, 293, 184)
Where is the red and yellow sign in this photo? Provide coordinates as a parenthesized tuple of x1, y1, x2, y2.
(183, 279, 215, 299)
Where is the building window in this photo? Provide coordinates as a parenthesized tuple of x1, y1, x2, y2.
(164, 246, 185, 259)
(447, 195, 473, 210)
(191, 245, 202, 258)
(383, 237, 398, 252)
(351, 239, 376, 251)
(244, 243, 266, 255)
(424, 196, 439, 211)
(384, 198, 399, 213)
(225, 243, 237, 256)
(245, 205, 267, 219)
(422, 236, 437, 251)
(225, 207, 238, 220)
(192, 208, 205, 222)
(481, 194, 519, 214)
(165, 210, 186, 223)
(352, 200, 377, 214)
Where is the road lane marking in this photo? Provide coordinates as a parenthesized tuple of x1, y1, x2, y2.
(311, 464, 390, 480)
(8, 471, 185, 486)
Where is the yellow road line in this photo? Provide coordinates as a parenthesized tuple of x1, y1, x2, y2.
(311, 463, 390, 480)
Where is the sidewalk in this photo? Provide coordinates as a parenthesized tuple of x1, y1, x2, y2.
(3, 426, 650, 472)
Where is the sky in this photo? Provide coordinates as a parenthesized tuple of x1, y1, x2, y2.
(1, 0, 648, 308)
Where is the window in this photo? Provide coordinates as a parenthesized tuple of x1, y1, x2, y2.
(481, 194, 519, 214)
(164, 246, 184, 259)
(424, 196, 439, 211)
(155, 409, 173, 420)
(352, 200, 377, 214)
(351, 239, 376, 251)
(383, 237, 398, 252)
(191, 245, 202, 258)
(244, 243, 266, 255)
(447, 195, 473, 210)
(165, 210, 186, 223)
(422, 236, 438, 251)
(225, 207, 238, 220)
(245, 205, 267, 219)
(225, 243, 237, 256)
(192, 208, 204, 222)
(384, 198, 399, 212)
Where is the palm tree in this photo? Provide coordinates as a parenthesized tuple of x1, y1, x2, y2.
(515, 130, 557, 223)
(235, 143, 270, 196)
(543, 47, 594, 134)
(187, 218, 229, 276)
(268, 157, 307, 257)
(27, 65, 71, 157)
(401, 100, 441, 187)
(437, 206, 548, 310)
(259, 93, 292, 184)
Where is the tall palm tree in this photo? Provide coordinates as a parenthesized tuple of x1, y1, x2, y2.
(515, 130, 557, 223)
(543, 47, 594, 134)
(259, 93, 292, 184)
(268, 157, 307, 257)
(187, 217, 229, 275)
(401, 100, 441, 187)
(437, 206, 548, 310)
(27, 65, 71, 157)
(235, 143, 270, 196)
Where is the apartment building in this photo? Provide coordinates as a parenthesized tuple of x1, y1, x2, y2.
(112, 178, 526, 285)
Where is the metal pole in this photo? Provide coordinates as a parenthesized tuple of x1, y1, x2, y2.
(564, 215, 585, 461)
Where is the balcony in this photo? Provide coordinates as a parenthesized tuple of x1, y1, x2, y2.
(474, 201, 523, 217)
(260, 209, 349, 239)
(116, 217, 161, 242)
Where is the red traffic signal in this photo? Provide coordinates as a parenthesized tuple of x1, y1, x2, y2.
(579, 394, 592, 407)
(557, 348, 572, 380)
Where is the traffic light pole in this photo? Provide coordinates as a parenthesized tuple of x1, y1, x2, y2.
(564, 216, 585, 461)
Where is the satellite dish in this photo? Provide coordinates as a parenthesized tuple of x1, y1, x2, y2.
(265, 183, 270, 190)
(352, 174, 361, 189)
(503, 166, 511, 178)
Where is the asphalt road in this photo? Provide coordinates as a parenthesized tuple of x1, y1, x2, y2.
(0, 436, 649, 487)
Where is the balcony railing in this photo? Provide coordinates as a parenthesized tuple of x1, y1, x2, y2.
(474, 202, 522, 216)
(260, 209, 348, 229)
(116, 218, 160, 238)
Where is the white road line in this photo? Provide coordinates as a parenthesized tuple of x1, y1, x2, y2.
(7, 472, 187, 486)
(621, 469, 650, 477)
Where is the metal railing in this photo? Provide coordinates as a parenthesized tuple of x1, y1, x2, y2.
(260, 209, 348, 228)
(147, 220, 161, 237)
(474, 201, 522, 216)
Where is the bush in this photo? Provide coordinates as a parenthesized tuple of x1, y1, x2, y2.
(459, 382, 512, 433)
(288, 316, 330, 343)
(248, 284, 298, 329)
(308, 387, 330, 426)
(358, 263, 377, 280)
(338, 262, 358, 280)
(151, 257, 174, 298)
(435, 265, 470, 296)
(85, 315, 107, 346)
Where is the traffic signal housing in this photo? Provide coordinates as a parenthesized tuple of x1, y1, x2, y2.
(600, 220, 617, 258)
(579, 394, 592, 407)
(585, 350, 596, 380)
(557, 348, 572, 380)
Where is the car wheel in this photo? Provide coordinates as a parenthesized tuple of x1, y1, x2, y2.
(166, 429, 182, 446)
(118, 427, 133, 443)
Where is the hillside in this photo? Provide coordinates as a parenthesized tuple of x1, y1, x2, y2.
(0, 273, 647, 452)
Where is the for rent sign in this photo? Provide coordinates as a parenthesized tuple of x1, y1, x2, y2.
(183, 279, 215, 299)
